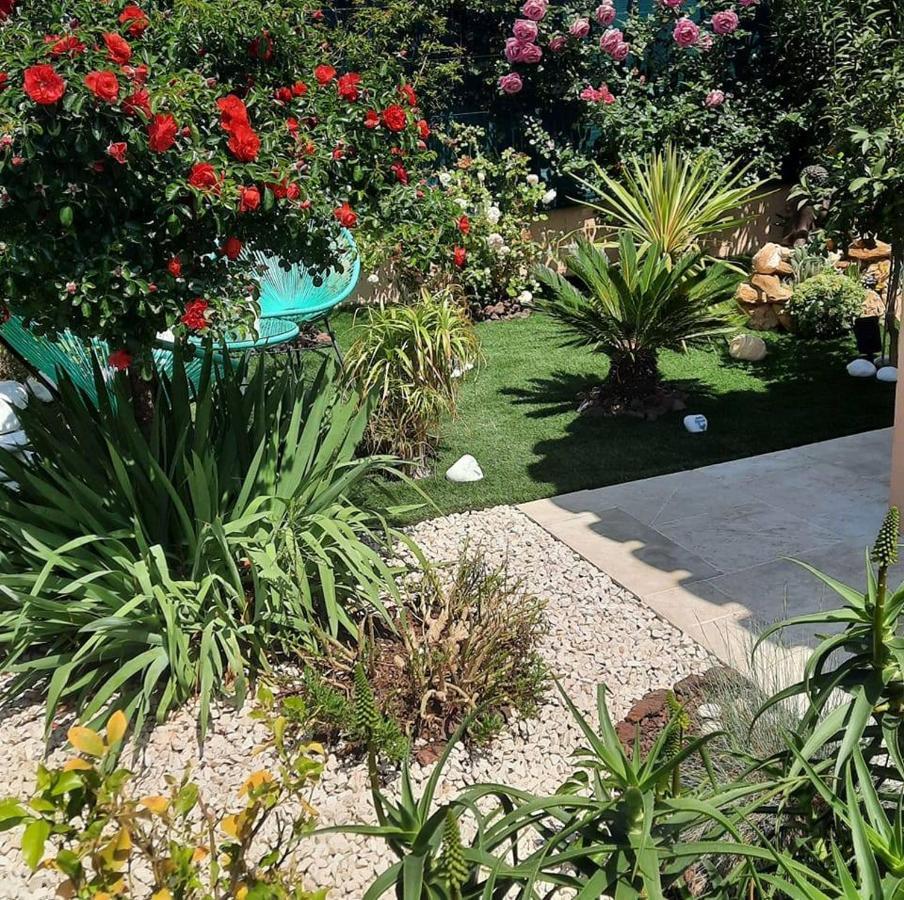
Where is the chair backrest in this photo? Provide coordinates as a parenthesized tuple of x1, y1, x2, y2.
(253, 228, 361, 322)
(0, 315, 206, 407)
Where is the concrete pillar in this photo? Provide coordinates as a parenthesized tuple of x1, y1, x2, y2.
(890, 310, 904, 514)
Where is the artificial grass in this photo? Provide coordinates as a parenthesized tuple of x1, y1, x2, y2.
(336, 312, 895, 522)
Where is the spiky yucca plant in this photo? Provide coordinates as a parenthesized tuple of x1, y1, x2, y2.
(577, 143, 770, 257)
(537, 233, 741, 404)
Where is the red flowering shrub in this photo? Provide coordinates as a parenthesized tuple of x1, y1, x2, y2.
(0, 0, 429, 357)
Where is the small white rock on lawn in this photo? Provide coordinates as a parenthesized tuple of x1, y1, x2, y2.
(0, 506, 713, 899)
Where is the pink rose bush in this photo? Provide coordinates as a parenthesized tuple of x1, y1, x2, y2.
(673, 16, 700, 47)
(569, 17, 591, 38)
(594, 3, 617, 26)
(498, 72, 523, 94)
(711, 8, 739, 34)
(512, 18, 539, 42)
(705, 89, 726, 108)
(520, 0, 548, 21)
(580, 83, 615, 104)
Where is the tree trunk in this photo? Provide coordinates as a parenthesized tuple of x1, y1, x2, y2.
(606, 349, 660, 401)
(887, 238, 903, 364)
(128, 366, 156, 432)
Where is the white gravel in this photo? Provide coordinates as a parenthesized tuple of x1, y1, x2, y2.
(0, 505, 713, 898)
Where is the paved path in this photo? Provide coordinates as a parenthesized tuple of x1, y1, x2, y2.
(520, 429, 897, 670)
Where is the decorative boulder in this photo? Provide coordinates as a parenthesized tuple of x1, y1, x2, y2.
(847, 358, 877, 378)
(446, 454, 484, 483)
(877, 366, 898, 383)
(728, 334, 767, 362)
(0, 381, 28, 409)
(25, 377, 53, 403)
(0, 429, 28, 450)
(683, 414, 708, 433)
(0, 399, 20, 434)
(750, 274, 793, 302)
(751, 242, 784, 275)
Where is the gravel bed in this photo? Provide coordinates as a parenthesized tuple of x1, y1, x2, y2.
(0, 505, 713, 898)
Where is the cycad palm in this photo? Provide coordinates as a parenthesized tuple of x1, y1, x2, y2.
(538, 233, 741, 405)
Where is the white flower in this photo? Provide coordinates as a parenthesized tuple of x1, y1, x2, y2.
(477, 171, 486, 182)
(486, 205, 502, 225)
(518, 290, 534, 305)
(498, 245, 511, 257)
(367, 273, 380, 285)
(438, 172, 452, 187)
(526, 174, 539, 186)
(487, 232, 505, 250)
(456, 197, 469, 210)
(542, 189, 557, 205)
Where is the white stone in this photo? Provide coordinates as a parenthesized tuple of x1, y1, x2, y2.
(728, 334, 767, 362)
(445, 454, 483, 482)
(683, 414, 708, 433)
(0, 430, 27, 450)
(0, 399, 19, 434)
(451, 361, 475, 379)
(25, 377, 53, 403)
(697, 702, 722, 720)
(877, 366, 898, 383)
(0, 381, 28, 409)
(847, 358, 877, 378)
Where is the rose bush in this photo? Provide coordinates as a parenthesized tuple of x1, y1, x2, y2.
(0, 0, 429, 366)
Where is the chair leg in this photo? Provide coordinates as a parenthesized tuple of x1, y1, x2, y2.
(324, 316, 344, 369)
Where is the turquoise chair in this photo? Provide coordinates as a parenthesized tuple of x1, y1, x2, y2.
(251, 228, 360, 363)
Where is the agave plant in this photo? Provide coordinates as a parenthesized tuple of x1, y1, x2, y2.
(576, 144, 770, 258)
(537, 233, 741, 405)
(0, 354, 411, 739)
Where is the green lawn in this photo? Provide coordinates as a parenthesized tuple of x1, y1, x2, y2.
(336, 312, 895, 522)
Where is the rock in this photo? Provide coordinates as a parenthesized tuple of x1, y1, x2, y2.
(776, 305, 796, 332)
(625, 689, 669, 724)
(25, 377, 53, 403)
(847, 239, 891, 265)
(683, 414, 708, 433)
(847, 358, 877, 378)
(877, 366, 897, 383)
(751, 242, 784, 275)
(451, 361, 475, 379)
(750, 274, 792, 302)
(735, 283, 761, 304)
(0, 430, 27, 450)
(445, 454, 484, 483)
(744, 303, 781, 331)
(863, 290, 884, 317)
(728, 334, 767, 362)
(0, 399, 20, 434)
(0, 381, 28, 409)
(697, 702, 722, 720)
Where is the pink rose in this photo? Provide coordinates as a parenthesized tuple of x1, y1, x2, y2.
(611, 41, 630, 61)
(498, 72, 524, 94)
(712, 9, 739, 33)
(569, 17, 591, 38)
(697, 31, 714, 51)
(504, 37, 524, 62)
(740, 0, 757, 5)
(594, 2, 616, 25)
(673, 16, 700, 47)
(512, 18, 539, 42)
(548, 34, 567, 52)
(580, 82, 616, 103)
(520, 0, 547, 21)
(519, 41, 543, 63)
(599, 27, 623, 53)
(660, 0, 683, 7)
(705, 89, 725, 108)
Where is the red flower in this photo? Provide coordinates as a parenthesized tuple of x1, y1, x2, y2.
(381, 104, 407, 132)
(85, 70, 119, 103)
(303, 140, 316, 156)
(180, 298, 209, 331)
(103, 33, 132, 65)
(453, 246, 467, 267)
(238, 185, 260, 212)
(314, 64, 336, 85)
(227, 125, 260, 162)
(23, 65, 66, 105)
(106, 142, 128, 164)
(217, 94, 249, 133)
(286, 117, 299, 134)
(119, 5, 149, 37)
(221, 236, 244, 260)
(458, 215, 470, 235)
(337, 72, 361, 102)
(332, 144, 344, 160)
(148, 113, 177, 152)
(48, 34, 86, 57)
(167, 256, 182, 278)
(248, 31, 273, 61)
(364, 109, 380, 129)
(292, 81, 308, 96)
(188, 162, 222, 192)
(0, 73, 7, 92)
(274, 86, 293, 104)
(391, 161, 409, 185)
(108, 349, 132, 371)
(0, 0, 14, 20)
(333, 202, 358, 228)
(417, 119, 431, 140)
(122, 88, 150, 118)
(399, 84, 417, 107)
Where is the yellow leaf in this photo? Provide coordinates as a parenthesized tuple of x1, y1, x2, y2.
(151, 890, 172, 900)
(240, 769, 273, 796)
(235, 887, 248, 900)
(62, 758, 93, 772)
(67, 726, 105, 758)
(99, 829, 132, 872)
(307, 742, 325, 756)
(139, 796, 169, 815)
(221, 814, 240, 838)
(93, 893, 111, 900)
(106, 711, 127, 746)
(191, 846, 209, 863)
